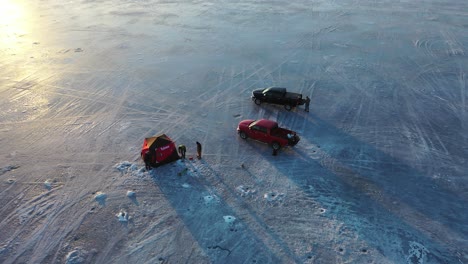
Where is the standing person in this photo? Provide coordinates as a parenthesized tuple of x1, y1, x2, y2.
(143, 151, 152, 170)
(196, 141, 202, 159)
(304, 96, 311, 112)
(178, 144, 186, 159)
(272, 148, 278, 156)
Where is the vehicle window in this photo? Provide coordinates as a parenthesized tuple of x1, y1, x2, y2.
(251, 125, 267, 133)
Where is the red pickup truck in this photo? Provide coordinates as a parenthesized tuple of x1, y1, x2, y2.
(237, 119, 300, 150)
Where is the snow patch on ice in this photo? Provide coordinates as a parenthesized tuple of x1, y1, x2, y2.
(182, 183, 190, 188)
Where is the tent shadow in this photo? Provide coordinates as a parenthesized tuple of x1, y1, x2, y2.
(150, 162, 282, 263)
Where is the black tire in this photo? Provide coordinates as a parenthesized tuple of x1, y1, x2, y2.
(284, 104, 292, 111)
(239, 131, 248, 139)
(254, 98, 262, 105)
(272, 142, 281, 150)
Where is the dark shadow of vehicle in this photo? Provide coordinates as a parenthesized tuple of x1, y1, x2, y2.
(255, 112, 467, 263)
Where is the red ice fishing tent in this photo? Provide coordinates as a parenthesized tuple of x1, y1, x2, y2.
(141, 134, 180, 167)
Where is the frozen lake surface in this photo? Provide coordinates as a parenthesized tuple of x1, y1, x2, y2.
(0, 0, 467, 263)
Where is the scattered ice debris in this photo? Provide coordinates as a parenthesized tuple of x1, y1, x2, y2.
(236, 185, 256, 197)
(406, 241, 429, 264)
(115, 161, 133, 172)
(114, 162, 145, 176)
(116, 210, 128, 222)
(182, 183, 190, 188)
(223, 215, 236, 224)
(263, 191, 285, 202)
(126, 191, 136, 198)
(94, 192, 107, 205)
(65, 248, 85, 264)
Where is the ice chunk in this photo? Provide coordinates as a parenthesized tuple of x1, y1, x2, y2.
(223, 215, 236, 223)
(116, 210, 128, 222)
(204, 195, 216, 204)
(94, 192, 107, 205)
(126, 191, 136, 198)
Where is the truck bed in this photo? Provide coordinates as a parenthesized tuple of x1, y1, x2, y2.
(285, 92, 302, 100)
(271, 127, 294, 139)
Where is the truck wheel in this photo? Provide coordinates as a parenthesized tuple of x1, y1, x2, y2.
(272, 142, 281, 150)
(239, 131, 248, 139)
(284, 104, 292, 111)
(254, 99, 262, 105)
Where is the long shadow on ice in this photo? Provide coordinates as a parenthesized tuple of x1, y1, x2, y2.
(267, 113, 467, 263)
(150, 161, 283, 263)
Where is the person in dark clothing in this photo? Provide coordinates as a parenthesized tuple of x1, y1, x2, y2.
(272, 148, 278, 156)
(196, 141, 202, 159)
(143, 151, 152, 170)
(178, 144, 186, 159)
(304, 96, 310, 112)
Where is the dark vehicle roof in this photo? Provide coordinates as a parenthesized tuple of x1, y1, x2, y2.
(263, 87, 286, 93)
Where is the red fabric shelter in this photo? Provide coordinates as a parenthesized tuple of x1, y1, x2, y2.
(141, 134, 179, 167)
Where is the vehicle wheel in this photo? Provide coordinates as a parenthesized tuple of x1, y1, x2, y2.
(272, 142, 281, 150)
(254, 99, 262, 105)
(284, 104, 292, 111)
(239, 131, 248, 139)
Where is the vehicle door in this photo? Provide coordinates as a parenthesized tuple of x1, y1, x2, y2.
(263, 90, 275, 103)
(270, 90, 283, 104)
(249, 124, 268, 142)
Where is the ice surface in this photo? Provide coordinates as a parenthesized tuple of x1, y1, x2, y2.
(0, 0, 467, 263)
